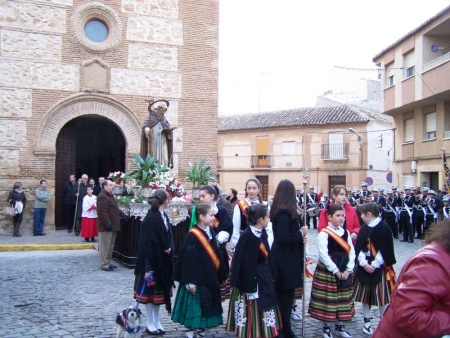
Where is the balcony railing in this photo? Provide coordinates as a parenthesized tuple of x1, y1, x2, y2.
(423, 52, 450, 73)
(321, 143, 349, 160)
(251, 155, 271, 168)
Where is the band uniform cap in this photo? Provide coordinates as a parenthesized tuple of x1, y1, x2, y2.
(346, 187, 352, 192)
(360, 182, 368, 187)
(422, 187, 429, 192)
(428, 189, 436, 195)
(411, 187, 417, 191)
(443, 196, 450, 202)
(386, 189, 392, 194)
(404, 187, 411, 191)
(371, 187, 379, 192)
(309, 185, 315, 189)
(391, 185, 397, 189)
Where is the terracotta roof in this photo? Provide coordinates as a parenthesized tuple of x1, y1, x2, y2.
(218, 105, 392, 132)
(373, 5, 450, 61)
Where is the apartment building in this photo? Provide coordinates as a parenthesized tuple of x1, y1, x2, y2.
(218, 105, 393, 200)
(373, 5, 450, 190)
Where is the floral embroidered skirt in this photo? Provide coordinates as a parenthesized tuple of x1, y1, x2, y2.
(171, 284, 223, 330)
(225, 287, 282, 338)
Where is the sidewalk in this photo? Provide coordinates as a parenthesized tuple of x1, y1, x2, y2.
(0, 229, 96, 251)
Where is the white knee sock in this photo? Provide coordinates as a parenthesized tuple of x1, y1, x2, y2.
(379, 304, 387, 317)
(185, 329, 194, 338)
(153, 304, 163, 330)
(145, 303, 156, 331)
(362, 303, 371, 319)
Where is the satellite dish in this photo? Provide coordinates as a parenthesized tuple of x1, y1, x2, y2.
(431, 44, 445, 52)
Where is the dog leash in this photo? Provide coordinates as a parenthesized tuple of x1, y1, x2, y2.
(135, 274, 152, 309)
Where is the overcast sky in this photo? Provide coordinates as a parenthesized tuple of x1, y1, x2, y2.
(218, 0, 450, 115)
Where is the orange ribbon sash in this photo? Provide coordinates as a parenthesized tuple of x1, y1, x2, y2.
(213, 217, 220, 229)
(368, 239, 397, 291)
(259, 241, 269, 258)
(190, 227, 221, 271)
(238, 200, 251, 220)
(322, 228, 351, 254)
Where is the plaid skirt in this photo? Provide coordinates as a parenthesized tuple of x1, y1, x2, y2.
(308, 262, 355, 322)
(353, 267, 394, 307)
(225, 287, 282, 338)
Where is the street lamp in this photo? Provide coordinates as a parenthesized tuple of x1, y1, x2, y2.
(349, 128, 363, 169)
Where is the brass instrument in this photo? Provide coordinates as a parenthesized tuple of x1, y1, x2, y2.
(415, 193, 422, 202)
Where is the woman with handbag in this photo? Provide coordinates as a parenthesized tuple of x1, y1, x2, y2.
(354, 203, 396, 336)
(7, 182, 27, 237)
(309, 204, 356, 338)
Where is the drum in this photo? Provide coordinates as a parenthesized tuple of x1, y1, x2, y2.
(307, 207, 316, 217)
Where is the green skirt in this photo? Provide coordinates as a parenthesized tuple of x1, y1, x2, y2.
(171, 284, 223, 329)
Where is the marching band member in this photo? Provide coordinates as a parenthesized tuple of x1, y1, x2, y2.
(371, 187, 386, 208)
(382, 190, 399, 239)
(348, 190, 359, 209)
(425, 190, 442, 231)
(412, 187, 427, 239)
(305, 185, 319, 229)
(399, 187, 414, 243)
(359, 182, 372, 204)
(442, 196, 450, 219)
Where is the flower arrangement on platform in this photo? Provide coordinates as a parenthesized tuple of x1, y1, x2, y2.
(108, 171, 126, 184)
(125, 154, 169, 187)
(158, 174, 185, 198)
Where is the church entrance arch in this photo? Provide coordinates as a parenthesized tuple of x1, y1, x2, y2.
(34, 93, 141, 229)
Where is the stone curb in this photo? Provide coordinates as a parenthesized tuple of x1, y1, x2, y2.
(0, 243, 95, 251)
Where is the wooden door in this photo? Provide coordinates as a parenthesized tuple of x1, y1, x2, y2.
(256, 175, 269, 201)
(55, 121, 77, 229)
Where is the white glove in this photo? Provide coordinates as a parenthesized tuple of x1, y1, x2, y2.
(216, 231, 230, 244)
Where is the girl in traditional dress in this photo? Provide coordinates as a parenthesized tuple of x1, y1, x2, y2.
(270, 179, 308, 338)
(171, 203, 227, 338)
(231, 178, 267, 250)
(309, 204, 356, 338)
(354, 203, 396, 336)
(318, 185, 361, 244)
(200, 185, 233, 299)
(226, 203, 282, 337)
(81, 186, 98, 242)
(134, 189, 174, 335)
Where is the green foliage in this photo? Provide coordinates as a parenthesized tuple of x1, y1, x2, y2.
(116, 195, 143, 205)
(125, 154, 169, 187)
(180, 158, 217, 187)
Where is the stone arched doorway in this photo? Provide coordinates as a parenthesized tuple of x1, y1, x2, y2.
(34, 93, 142, 229)
(54, 115, 126, 229)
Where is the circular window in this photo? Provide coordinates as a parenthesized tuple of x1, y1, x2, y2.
(85, 20, 108, 43)
(72, 2, 122, 53)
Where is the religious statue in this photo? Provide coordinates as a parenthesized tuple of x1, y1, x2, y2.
(140, 99, 175, 168)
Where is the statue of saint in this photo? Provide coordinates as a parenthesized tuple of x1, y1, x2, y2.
(140, 99, 175, 168)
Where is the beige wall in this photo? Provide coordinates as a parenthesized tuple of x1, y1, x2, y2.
(0, 0, 219, 235)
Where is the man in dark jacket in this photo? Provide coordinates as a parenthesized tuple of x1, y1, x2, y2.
(74, 174, 90, 235)
(63, 174, 77, 233)
(97, 180, 121, 271)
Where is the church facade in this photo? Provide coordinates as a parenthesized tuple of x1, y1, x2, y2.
(0, 0, 219, 233)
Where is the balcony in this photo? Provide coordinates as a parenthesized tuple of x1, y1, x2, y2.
(251, 155, 271, 169)
(423, 52, 450, 73)
(321, 143, 349, 160)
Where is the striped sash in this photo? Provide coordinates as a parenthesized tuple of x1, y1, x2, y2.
(213, 217, 220, 229)
(237, 200, 251, 220)
(190, 227, 220, 271)
(369, 239, 396, 292)
(322, 228, 350, 254)
(259, 241, 269, 258)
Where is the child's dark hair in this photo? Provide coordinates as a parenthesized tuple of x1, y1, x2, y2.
(326, 204, 344, 216)
(245, 178, 263, 203)
(245, 204, 268, 226)
(189, 203, 212, 223)
(200, 185, 218, 201)
(149, 189, 169, 211)
(357, 202, 380, 217)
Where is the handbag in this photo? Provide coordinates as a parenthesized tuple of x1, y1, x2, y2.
(2, 206, 15, 216)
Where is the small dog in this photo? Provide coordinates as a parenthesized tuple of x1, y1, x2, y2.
(115, 306, 142, 338)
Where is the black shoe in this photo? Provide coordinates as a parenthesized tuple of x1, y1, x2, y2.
(38, 233, 46, 236)
(400, 239, 408, 242)
(109, 264, 117, 269)
(414, 236, 421, 239)
(101, 267, 114, 271)
(68, 230, 72, 233)
(91, 238, 96, 242)
(145, 328, 161, 335)
(158, 329, 166, 334)
(408, 239, 414, 243)
(85, 238, 90, 242)
(34, 234, 38, 236)
(394, 236, 399, 239)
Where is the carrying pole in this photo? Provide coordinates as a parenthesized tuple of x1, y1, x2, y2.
(301, 166, 309, 338)
(72, 178, 81, 233)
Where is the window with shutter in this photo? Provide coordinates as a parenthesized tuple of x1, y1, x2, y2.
(404, 118, 414, 142)
(282, 141, 295, 155)
(425, 112, 436, 140)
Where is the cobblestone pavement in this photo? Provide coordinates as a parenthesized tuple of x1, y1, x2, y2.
(0, 229, 423, 338)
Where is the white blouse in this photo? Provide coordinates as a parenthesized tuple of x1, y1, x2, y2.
(82, 195, 97, 218)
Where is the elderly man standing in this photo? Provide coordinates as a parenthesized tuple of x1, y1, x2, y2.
(74, 174, 90, 236)
(97, 180, 121, 271)
(33, 179, 51, 236)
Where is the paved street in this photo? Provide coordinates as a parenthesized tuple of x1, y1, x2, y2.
(0, 230, 423, 338)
